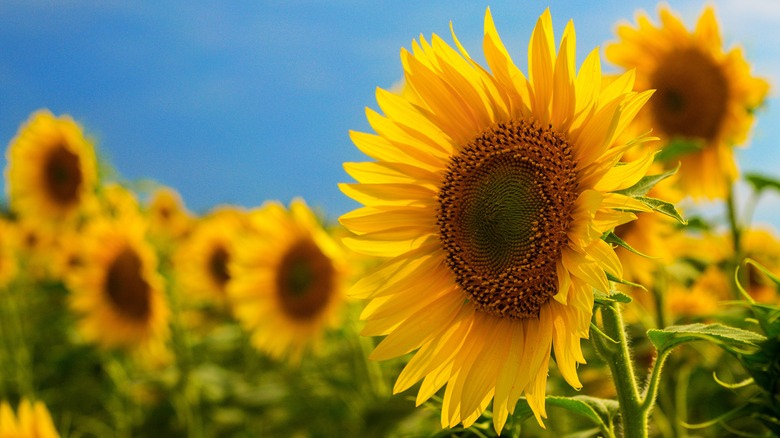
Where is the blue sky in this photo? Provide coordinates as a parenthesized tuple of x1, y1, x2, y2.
(1, 1, 779, 228)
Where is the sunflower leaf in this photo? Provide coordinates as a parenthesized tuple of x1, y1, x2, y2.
(633, 196, 686, 224)
(745, 172, 780, 195)
(647, 323, 766, 354)
(653, 137, 704, 162)
(544, 395, 619, 431)
(614, 163, 680, 197)
(603, 231, 654, 258)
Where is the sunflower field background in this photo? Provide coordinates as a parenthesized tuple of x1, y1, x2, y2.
(1, 2, 780, 438)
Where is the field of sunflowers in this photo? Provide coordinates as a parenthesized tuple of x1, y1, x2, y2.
(1, 3, 779, 438)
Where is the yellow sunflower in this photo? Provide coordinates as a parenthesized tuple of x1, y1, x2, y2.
(0, 399, 59, 438)
(339, 8, 659, 432)
(227, 199, 347, 362)
(174, 206, 250, 305)
(5, 110, 98, 225)
(65, 215, 169, 354)
(145, 186, 193, 244)
(606, 5, 769, 200)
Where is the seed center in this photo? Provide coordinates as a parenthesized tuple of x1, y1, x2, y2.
(437, 119, 578, 319)
(105, 246, 152, 321)
(208, 245, 231, 290)
(650, 47, 729, 142)
(276, 239, 335, 320)
(44, 144, 83, 206)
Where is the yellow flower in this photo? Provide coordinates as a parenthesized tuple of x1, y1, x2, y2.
(5, 110, 98, 226)
(228, 199, 347, 362)
(144, 186, 193, 244)
(174, 206, 250, 305)
(0, 399, 59, 438)
(340, 8, 657, 432)
(65, 215, 169, 354)
(606, 6, 769, 200)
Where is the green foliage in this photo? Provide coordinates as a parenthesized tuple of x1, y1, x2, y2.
(646, 323, 766, 354)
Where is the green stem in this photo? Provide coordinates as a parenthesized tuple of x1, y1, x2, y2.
(726, 184, 745, 299)
(594, 303, 647, 438)
(639, 348, 672, 413)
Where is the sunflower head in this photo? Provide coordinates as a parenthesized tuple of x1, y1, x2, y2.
(144, 186, 193, 245)
(227, 198, 347, 363)
(66, 215, 169, 354)
(5, 110, 98, 225)
(174, 206, 251, 306)
(339, 7, 664, 433)
(606, 6, 769, 200)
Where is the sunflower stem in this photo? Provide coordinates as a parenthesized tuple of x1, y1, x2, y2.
(596, 302, 648, 438)
(726, 183, 746, 299)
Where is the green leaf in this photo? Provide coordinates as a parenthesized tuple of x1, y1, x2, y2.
(545, 395, 619, 430)
(654, 137, 704, 162)
(634, 196, 686, 224)
(647, 323, 766, 354)
(615, 163, 680, 197)
(604, 231, 654, 258)
(745, 172, 780, 194)
(594, 289, 633, 304)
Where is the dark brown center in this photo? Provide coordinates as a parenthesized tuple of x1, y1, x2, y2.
(44, 144, 83, 206)
(208, 244, 231, 290)
(650, 47, 729, 142)
(275, 238, 335, 320)
(437, 119, 579, 319)
(105, 246, 152, 321)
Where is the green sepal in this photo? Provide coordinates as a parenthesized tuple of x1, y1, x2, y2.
(603, 231, 654, 259)
(615, 163, 680, 198)
(653, 137, 704, 162)
(605, 272, 645, 292)
(633, 196, 686, 224)
(594, 289, 633, 305)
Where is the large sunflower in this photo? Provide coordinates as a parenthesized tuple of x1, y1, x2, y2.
(606, 6, 769, 200)
(0, 399, 59, 438)
(65, 215, 169, 353)
(339, 8, 657, 432)
(227, 199, 347, 362)
(5, 110, 98, 225)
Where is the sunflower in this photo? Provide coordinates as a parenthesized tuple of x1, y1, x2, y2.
(145, 186, 193, 245)
(227, 199, 347, 362)
(174, 206, 250, 305)
(339, 8, 659, 432)
(65, 215, 169, 353)
(5, 110, 98, 226)
(0, 399, 59, 438)
(606, 6, 769, 200)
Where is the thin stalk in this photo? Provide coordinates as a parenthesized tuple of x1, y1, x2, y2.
(639, 348, 672, 413)
(726, 184, 746, 299)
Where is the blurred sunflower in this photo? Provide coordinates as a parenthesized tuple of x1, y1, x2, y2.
(742, 228, 780, 304)
(340, 8, 657, 432)
(606, 6, 769, 200)
(228, 199, 347, 362)
(0, 399, 59, 438)
(174, 206, 250, 305)
(65, 215, 169, 354)
(145, 186, 193, 245)
(99, 182, 142, 221)
(5, 110, 98, 225)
